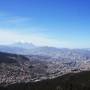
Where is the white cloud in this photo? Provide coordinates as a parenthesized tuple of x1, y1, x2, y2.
(0, 16, 31, 24)
(0, 12, 31, 25)
(0, 30, 19, 44)
(0, 29, 70, 48)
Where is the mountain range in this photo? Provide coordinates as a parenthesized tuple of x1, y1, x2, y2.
(0, 42, 90, 58)
(0, 43, 90, 90)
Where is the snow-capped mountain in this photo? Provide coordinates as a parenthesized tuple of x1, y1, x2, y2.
(11, 42, 36, 49)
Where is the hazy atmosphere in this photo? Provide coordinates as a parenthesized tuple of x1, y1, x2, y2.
(0, 0, 90, 48)
(1, 1, 90, 90)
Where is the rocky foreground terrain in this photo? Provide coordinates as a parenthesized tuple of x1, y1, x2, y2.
(1, 71, 90, 90)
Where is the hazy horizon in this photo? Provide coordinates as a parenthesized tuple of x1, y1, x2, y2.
(0, 0, 90, 48)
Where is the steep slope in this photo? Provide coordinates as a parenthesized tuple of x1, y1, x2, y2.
(0, 50, 90, 90)
(0, 52, 51, 85)
(1, 71, 90, 90)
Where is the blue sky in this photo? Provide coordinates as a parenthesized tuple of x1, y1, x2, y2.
(0, 0, 90, 48)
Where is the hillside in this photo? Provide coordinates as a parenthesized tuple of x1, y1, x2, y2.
(1, 71, 90, 90)
(0, 51, 90, 90)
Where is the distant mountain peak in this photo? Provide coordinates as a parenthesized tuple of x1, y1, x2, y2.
(11, 42, 36, 49)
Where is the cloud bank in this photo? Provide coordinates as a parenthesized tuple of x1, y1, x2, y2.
(0, 29, 70, 48)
